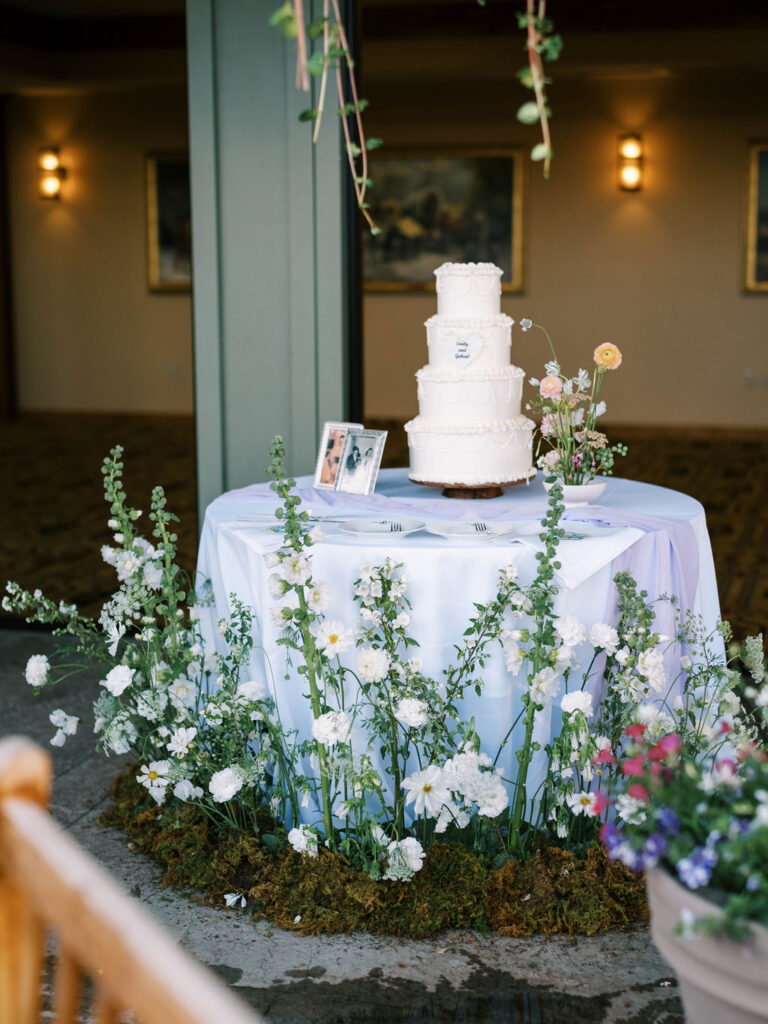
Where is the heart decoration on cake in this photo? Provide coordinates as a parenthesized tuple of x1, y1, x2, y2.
(451, 331, 484, 365)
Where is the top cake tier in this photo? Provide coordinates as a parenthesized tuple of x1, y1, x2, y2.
(434, 262, 503, 318)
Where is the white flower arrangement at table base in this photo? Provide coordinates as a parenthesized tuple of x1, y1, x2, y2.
(4, 439, 764, 897)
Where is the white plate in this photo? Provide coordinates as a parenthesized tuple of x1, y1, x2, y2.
(338, 518, 425, 537)
(424, 521, 516, 539)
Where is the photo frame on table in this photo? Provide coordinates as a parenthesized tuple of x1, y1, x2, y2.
(744, 143, 768, 292)
(363, 147, 525, 293)
(336, 429, 388, 496)
(146, 152, 192, 292)
(313, 421, 364, 490)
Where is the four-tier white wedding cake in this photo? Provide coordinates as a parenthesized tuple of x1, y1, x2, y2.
(404, 262, 534, 488)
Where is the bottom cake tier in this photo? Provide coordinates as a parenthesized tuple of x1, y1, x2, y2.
(404, 415, 535, 486)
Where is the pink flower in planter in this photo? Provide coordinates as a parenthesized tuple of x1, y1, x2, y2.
(592, 790, 610, 815)
(594, 747, 617, 766)
(627, 783, 650, 802)
(621, 754, 646, 777)
(648, 733, 682, 761)
(624, 724, 647, 742)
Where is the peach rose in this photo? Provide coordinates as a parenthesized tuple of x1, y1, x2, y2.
(593, 343, 622, 370)
(539, 375, 563, 397)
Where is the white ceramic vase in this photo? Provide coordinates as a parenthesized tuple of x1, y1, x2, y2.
(646, 866, 768, 1024)
(543, 477, 607, 507)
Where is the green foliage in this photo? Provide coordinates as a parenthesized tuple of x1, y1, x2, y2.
(269, 2, 298, 39)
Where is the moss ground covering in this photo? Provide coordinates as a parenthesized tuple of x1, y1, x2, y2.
(102, 770, 648, 939)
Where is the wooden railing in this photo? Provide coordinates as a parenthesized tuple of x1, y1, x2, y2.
(0, 736, 263, 1024)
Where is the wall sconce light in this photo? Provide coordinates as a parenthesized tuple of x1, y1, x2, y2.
(38, 147, 66, 199)
(618, 134, 643, 191)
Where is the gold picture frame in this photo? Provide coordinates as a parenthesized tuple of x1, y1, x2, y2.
(146, 153, 192, 293)
(363, 147, 526, 293)
(744, 143, 768, 293)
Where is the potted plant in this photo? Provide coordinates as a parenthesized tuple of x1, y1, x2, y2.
(601, 651, 768, 1024)
(521, 318, 627, 504)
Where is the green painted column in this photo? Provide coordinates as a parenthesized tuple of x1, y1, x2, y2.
(186, 0, 351, 517)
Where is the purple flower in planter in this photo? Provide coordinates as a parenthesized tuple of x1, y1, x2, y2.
(643, 832, 668, 866)
(655, 806, 680, 835)
(677, 845, 718, 889)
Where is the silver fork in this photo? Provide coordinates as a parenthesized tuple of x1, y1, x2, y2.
(474, 522, 487, 533)
(390, 522, 402, 532)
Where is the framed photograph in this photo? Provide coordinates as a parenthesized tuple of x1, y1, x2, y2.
(336, 429, 388, 496)
(745, 143, 768, 292)
(363, 147, 525, 293)
(146, 153, 192, 293)
(313, 421, 364, 490)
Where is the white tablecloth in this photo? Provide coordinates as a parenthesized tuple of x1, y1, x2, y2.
(196, 469, 721, 812)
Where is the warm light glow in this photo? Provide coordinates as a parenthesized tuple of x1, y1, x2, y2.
(40, 173, 62, 198)
(38, 148, 60, 171)
(617, 133, 643, 191)
(619, 136, 642, 160)
(619, 164, 642, 189)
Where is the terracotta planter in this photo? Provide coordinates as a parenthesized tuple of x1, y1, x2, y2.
(646, 866, 768, 1024)
(543, 477, 607, 507)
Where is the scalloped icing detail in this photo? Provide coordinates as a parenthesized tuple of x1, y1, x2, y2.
(404, 415, 533, 435)
(434, 262, 503, 277)
(425, 314, 514, 329)
(416, 365, 525, 383)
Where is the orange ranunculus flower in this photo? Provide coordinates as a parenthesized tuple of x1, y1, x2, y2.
(593, 343, 622, 370)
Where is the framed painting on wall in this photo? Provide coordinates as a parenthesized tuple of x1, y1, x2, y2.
(146, 153, 192, 293)
(363, 148, 525, 293)
(745, 143, 768, 292)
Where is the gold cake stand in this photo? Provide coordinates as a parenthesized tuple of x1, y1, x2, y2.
(412, 470, 537, 500)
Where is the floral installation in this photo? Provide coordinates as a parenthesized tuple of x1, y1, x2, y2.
(5, 441, 763, 921)
(520, 317, 628, 485)
(601, 633, 768, 939)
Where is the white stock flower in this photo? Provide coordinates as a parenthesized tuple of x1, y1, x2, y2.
(167, 727, 197, 759)
(589, 622, 619, 655)
(680, 655, 693, 671)
(114, 549, 141, 583)
(279, 552, 311, 586)
(555, 616, 586, 647)
(395, 697, 428, 729)
(143, 563, 163, 590)
(503, 639, 524, 675)
(615, 647, 631, 666)
(236, 680, 267, 702)
(442, 751, 508, 819)
(555, 646, 577, 671)
(223, 892, 247, 909)
(137, 761, 171, 804)
(306, 580, 331, 614)
(100, 664, 135, 697)
(356, 647, 391, 683)
(25, 654, 50, 687)
(402, 765, 451, 818)
(267, 573, 287, 600)
(529, 667, 560, 706)
(393, 612, 411, 630)
(311, 710, 351, 748)
(308, 525, 325, 544)
(312, 620, 354, 657)
(406, 657, 423, 673)
(560, 691, 594, 718)
(637, 648, 668, 692)
(288, 824, 318, 858)
(209, 766, 245, 803)
(173, 779, 203, 802)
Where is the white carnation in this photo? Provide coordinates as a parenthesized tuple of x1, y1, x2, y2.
(236, 680, 267, 702)
(100, 664, 135, 697)
(356, 647, 391, 683)
(560, 691, 594, 717)
(395, 697, 428, 729)
(555, 615, 586, 647)
(288, 824, 318, 858)
(311, 710, 351, 748)
(209, 766, 245, 803)
(25, 654, 50, 688)
(529, 667, 560, 706)
(589, 622, 619, 655)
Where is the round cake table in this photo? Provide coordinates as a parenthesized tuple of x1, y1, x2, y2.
(196, 469, 721, 813)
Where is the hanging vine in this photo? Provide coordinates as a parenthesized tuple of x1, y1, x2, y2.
(270, 1, 380, 234)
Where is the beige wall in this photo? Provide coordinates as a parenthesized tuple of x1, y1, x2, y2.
(362, 61, 768, 427)
(7, 87, 193, 414)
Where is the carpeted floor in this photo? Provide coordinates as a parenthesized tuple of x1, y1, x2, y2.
(1, 414, 766, 641)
